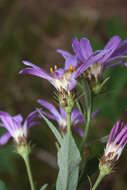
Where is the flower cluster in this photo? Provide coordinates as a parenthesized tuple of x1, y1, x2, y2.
(0, 35, 126, 149)
(20, 36, 127, 97)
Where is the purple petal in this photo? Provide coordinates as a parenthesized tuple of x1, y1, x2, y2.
(101, 36, 121, 63)
(22, 61, 43, 69)
(0, 111, 18, 135)
(25, 110, 39, 127)
(59, 107, 66, 120)
(116, 127, 127, 150)
(56, 49, 72, 59)
(20, 61, 54, 83)
(71, 109, 84, 125)
(111, 40, 127, 57)
(73, 127, 84, 138)
(65, 55, 78, 71)
(108, 119, 121, 144)
(13, 114, 23, 124)
(72, 37, 84, 61)
(37, 99, 61, 121)
(39, 110, 57, 121)
(113, 127, 127, 145)
(0, 132, 11, 145)
(23, 110, 40, 136)
(72, 37, 80, 54)
(53, 68, 64, 79)
(104, 55, 127, 68)
(104, 36, 121, 50)
(80, 38, 93, 60)
(56, 49, 78, 71)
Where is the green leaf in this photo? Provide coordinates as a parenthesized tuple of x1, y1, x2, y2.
(56, 132, 81, 190)
(40, 184, 48, 190)
(37, 108, 63, 145)
(0, 180, 6, 190)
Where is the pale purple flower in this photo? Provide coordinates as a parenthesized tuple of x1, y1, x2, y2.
(37, 99, 84, 137)
(71, 36, 127, 80)
(19, 58, 81, 94)
(102, 119, 127, 163)
(0, 111, 40, 145)
(37, 99, 97, 138)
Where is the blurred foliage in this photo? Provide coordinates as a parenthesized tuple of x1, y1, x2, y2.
(0, 1, 126, 190)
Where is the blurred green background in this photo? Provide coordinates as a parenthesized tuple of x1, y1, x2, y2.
(0, 0, 127, 189)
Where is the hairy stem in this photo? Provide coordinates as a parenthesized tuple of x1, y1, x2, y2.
(83, 110, 91, 143)
(66, 107, 71, 133)
(80, 109, 91, 151)
(23, 154, 35, 190)
(91, 172, 105, 190)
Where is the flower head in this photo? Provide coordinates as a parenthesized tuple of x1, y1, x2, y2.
(37, 99, 98, 137)
(100, 120, 127, 172)
(73, 36, 127, 80)
(20, 59, 85, 106)
(0, 111, 40, 145)
(37, 99, 84, 137)
(20, 56, 81, 93)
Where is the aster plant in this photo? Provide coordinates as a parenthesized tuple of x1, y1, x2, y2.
(0, 35, 127, 190)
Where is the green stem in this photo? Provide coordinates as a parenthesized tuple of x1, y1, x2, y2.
(91, 172, 105, 190)
(23, 154, 35, 190)
(66, 108, 71, 133)
(64, 105, 72, 190)
(83, 110, 91, 143)
(80, 110, 91, 150)
(78, 110, 91, 186)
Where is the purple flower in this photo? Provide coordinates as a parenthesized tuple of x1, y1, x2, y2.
(72, 36, 127, 80)
(56, 48, 79, 71)
(0, 111, 40, 145)
(101, 120, 127, 163)
(37, 99, 98, 138)
(19, 56, 82, 94)
(37, 99, 84, 137)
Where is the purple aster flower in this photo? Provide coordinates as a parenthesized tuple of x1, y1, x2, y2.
(37, 99, 84, 137)
(37, 99, 97, 138)
(100, 119, 127, 166)
(0, 111, 40, 145)
(20, 58, 80, 95)
(72, 36, 127, 80)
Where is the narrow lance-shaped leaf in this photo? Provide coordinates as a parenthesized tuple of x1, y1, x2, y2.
(56, 132, 81, 190)
(37, 108, 63, 145)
